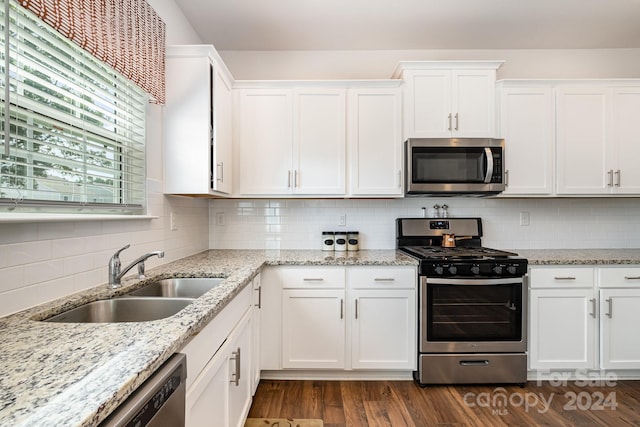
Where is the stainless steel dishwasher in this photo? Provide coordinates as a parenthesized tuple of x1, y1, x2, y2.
(100, 353, 187, 427)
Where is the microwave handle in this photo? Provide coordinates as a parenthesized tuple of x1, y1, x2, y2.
(484, 147, 494, 183)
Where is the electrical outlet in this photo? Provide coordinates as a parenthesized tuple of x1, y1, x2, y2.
(170, 212, 178, 231)
(519, 211, 530, 226)
(215, 211, 226, 226)
(338, 213, 347, 227)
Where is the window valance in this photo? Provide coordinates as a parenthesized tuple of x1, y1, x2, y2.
(18, 0, 166, 104)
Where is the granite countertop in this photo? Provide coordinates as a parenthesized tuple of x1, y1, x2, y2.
(0, 249, 417, 427)
(514, 249, 640, 265)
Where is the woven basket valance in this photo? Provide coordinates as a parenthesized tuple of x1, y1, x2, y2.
(18, 0, 166, 104)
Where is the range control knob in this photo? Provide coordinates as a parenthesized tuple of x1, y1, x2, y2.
(434, 266, 444, 275)
(507, 265, 518, 275)
(493, 265, 503, 275)
(448, 266, 458, 275)
(470, 264, 480, 275)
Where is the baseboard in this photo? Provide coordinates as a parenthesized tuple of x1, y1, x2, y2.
(260, 369, 415, 381)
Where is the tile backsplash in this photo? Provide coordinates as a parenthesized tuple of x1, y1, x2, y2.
(209, 197, 640, 250)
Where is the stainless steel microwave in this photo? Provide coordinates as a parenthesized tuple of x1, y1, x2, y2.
(405, 138, 505, 196)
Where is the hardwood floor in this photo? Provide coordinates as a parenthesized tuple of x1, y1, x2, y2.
(248, 380, 640, 426)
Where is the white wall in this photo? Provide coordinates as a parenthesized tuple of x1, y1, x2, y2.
(209, 197, 640, 251)
(0, 0, 207, 317)
(219, 48, 640, 80)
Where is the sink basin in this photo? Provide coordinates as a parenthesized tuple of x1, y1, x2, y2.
(44, 297, 193, 323)
(127, 277, 225, 299)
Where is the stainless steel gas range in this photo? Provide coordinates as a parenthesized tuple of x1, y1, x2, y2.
(396, 217, 529, 386)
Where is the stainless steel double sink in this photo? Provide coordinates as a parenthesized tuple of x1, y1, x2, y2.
(44, 278, 225, 323)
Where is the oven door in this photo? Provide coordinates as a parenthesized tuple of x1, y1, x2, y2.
(420, 277, 527, 353)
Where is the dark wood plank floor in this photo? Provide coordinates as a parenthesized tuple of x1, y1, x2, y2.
(248, 380, 640, 426)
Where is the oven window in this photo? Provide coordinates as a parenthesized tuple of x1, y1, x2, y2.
(427, 283, 522, 341)
(412, 147, 486, 183)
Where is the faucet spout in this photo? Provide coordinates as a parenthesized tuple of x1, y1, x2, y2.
(108, 245, 164, 288)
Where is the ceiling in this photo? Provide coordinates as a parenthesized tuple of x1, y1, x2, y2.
(173, 0, 640, 51)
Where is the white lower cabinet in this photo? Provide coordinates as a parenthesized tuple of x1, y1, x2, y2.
(182, 285, 253, 427)
(282, 288, 346, 369)
(599, 288, 640, 369)
(529, 288, 597, 369)
(529, 265, 640, 374)
(273, 266, 417, 372)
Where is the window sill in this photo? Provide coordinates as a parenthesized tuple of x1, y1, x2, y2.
(0, 213, 159, 223)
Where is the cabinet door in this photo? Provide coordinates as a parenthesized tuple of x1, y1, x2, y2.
(348, 88, 403, 196)
(293, 89, 346, 194)
(529, 288, 596, 369)
(609, 87, 640, 194)
(238, 89, 293, 195)
(600, 289, 640, 369)
(164, 53, 213, 195)
(451, 69, 496, 137)
(212, 64, 233, 194)
(499, 87, 554, 195)
(228, 311, 253, 427)
(282, 289, 345, 369)
(351, 289, 416, 369)
(556, 87, 609, 194)
(404, 70, 452, 137)
(186, 337, 230, 427)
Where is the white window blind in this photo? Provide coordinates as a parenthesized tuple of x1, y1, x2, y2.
(0, 0, 147, 213)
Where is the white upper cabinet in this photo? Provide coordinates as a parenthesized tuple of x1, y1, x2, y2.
(347, 87, 403, 196)
(397, 61, 503, 138)
(497, 83, 554, 195)
(556, 84, 640, 195)
(164, 45, 234, 195)
(236, 86, 345, 196)
(555, 87, 609, 194)
(609, 87, 640, 194)
(294, 89, 346, 195)
(237, 88, 294, 195)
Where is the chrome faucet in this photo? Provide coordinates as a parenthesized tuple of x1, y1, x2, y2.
(108, 244, 165, 288)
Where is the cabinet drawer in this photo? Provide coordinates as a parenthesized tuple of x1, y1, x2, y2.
(348, 267, 416, 289)
(529, 267, 594, 288)
(598, 267, 640, 287)
(280, 267, 345, 288)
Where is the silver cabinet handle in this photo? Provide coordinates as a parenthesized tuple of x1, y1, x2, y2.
(605, 298, 613, 318)
(287, 170, 292, 188)
(303, 278, 324, 282)
(615, 169, 621, 187)
(374, 278, 395, 282)
(216, 162, 224, 182)
(554, 276, 576, 280)
(589, 298, 596, 318)
(454, 113, 459, 131)
(355, 299, 358, 319)
(624, 276, 640, 280)
(340, 298, 344, 319)
(230, 347, 241, 386)
(608, 169, 614, 187)
(294, 170, 298, 187)
(447, 113, 452, 131)
(255, 285, 262, 309)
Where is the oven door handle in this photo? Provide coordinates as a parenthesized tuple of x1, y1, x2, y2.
(425, 277, 523, 285)
(483, 147, 494, 183)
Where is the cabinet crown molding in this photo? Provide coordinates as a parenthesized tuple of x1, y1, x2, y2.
(392, 60, 505, 78)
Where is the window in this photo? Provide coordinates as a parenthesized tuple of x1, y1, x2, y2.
(0, 0, 148, 214)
